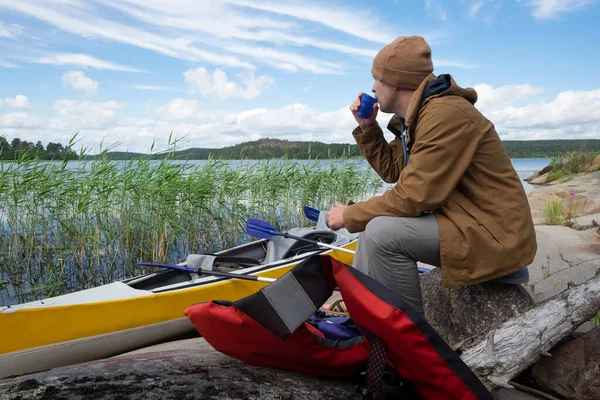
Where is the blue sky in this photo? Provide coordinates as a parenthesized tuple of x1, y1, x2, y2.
(0, 0, 599, 153)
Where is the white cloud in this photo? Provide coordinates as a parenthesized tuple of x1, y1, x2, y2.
(100, 0, 380, 59)
(3, 95, 32, 109)
(490, 89, 600, 129)
(225, 44, 343, 74)
(469, 0, 484, 18)
(129, 85, 186, 92)
(184, 68, 273, 100)
(62, 71, 99, 94)
(157, 99, 200, 121)
(425, 0, 448, 20)
(4, 82, 598, 153)
(0, 0, 448, 75)
(463, 0, 501, 23)
(0, 59, 18, 68)
(474, 83, 543, 111)
(36, 53, 143, 72)
(522, 0, 598, 19)
(54, 100, 126, 129)
(0, 112, 43, 129)
(0, 1, 254, 69)
(470, 84, 600, 140)
(435, 59, 478, 69)
(221, 0, 398, 44)
(0, 21, 22, 37)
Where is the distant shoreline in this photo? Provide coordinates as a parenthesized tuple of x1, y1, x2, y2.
(2, 137, 599, 161)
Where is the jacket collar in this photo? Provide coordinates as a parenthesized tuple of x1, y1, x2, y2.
(387, 73, 438, 148)
(405, 73, 437, 128)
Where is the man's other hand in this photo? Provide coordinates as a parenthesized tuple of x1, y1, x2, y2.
(327, 202, 347, 230)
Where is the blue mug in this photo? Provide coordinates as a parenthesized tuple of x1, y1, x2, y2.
(356, 93, 377, 119)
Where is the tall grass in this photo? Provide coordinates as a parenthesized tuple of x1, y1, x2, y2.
(0, 141, 382, 306)
(547, 150, 599, 182)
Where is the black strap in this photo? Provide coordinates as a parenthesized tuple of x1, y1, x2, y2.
(359, 326, 388, 399)
(356, 327, 419, 400)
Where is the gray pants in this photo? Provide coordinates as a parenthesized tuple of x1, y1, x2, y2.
(351, 214, 440, 315)
(350, 214, 529, 315)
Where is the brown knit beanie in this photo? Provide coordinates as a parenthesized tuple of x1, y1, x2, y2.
(371, 36, 434, 90)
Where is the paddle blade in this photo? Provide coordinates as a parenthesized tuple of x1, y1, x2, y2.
(303, 206, 321, 222)
(246, 218, 280, 239)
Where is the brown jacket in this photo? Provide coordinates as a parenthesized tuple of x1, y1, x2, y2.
(343, 74, 537, 288)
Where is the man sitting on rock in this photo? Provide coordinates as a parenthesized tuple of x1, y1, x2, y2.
(326, 35, 537, 315)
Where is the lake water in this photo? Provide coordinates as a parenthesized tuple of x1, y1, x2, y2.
(511, 158, 550, 192)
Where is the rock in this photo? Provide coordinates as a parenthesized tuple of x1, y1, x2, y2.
(532, 326, 600, 400)
(0, 338, 361, 400)
(572, 212, 600, 230)
(539, 165, 553, 175)
(528, 187, 600, 225)
(524, 165, 552, 183)
(492, 388, 543, 400)
(524, 225, 600, 303)
(528, 173, 549, 185)
(0, 335, 544, 400)
(420, 268, 535, 349)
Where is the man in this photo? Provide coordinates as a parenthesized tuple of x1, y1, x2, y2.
(326, 36, 537, 315)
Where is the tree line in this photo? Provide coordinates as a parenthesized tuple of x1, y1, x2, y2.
(104, 139, 600, 160)
(0, 137, 78, 160)
(3, 137, 600, 161)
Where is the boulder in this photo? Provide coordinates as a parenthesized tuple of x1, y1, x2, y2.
(532, 326, 600, 400)
(528, 173, 549, 185)
(524, 225, 600, 303)
(538, 164, 553, 175)
(0, 338, 361, 400)
(523, 165, 552, 183)
(420, 268, 535, 349)
(0, 336, 544, 400)
(528, 187, 600, 225)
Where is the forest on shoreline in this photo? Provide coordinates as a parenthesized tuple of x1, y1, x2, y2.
(2, 136, 600, 161)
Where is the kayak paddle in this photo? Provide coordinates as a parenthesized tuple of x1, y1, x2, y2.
(245, 218, 355, 255)
(303, 206, 321, 222)
(138, 262, 276, 283)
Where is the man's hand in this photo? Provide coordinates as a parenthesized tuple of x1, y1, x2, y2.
(349, 93, 379, 132)
(327, 202, 347, 230)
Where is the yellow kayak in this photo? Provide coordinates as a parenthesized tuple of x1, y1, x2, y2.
(0, 227, 357, 379)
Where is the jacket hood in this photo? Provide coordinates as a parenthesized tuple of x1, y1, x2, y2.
(387, 74, 478, 140)
(423, 74, 478, 104)
(396, 74, 477, 134)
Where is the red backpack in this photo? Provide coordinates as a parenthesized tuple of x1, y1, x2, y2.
(185, 254, 492, 400)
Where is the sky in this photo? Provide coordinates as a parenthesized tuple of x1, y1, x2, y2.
(0, 0, 599, 154)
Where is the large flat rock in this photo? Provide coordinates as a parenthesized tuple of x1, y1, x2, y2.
(527, 172, 600, 225)
(524, 225, 600, 303)
(0, 338, 361, 400)
(0, 337, 544, 400)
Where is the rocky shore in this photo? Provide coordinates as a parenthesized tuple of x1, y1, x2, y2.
(1, 167, 600, 400)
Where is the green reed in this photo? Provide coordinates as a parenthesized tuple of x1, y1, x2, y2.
(0, 142, 382, 305)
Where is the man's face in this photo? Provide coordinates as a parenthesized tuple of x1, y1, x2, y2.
(371, 79, 396, 113)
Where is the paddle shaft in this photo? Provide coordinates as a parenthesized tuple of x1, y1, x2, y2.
(138, 263, 276, 283)
(281, 233, 355, 254)
(202, 269, 276, 283)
